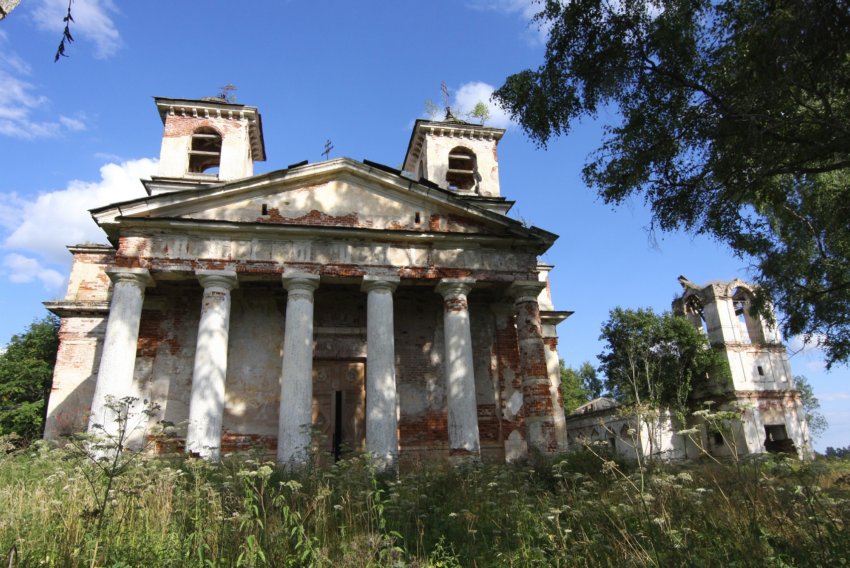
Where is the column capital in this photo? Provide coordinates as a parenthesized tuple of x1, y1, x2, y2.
(196, 269, 238, 291)
(282, 272, 320, 294)
(361, 275, 399, 293)
(507, 280, 546, 303)
(106, 267, 154, 289)
(435, 278, 475, 299)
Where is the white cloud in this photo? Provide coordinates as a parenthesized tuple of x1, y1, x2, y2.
(0, 37, 89, 139)
(787, 333, 829, 371)
(820, 392, 850, 402)
(59, 115, 87, 131)
(1, 253, 65, 290)
(1, 158, 157, 290)
(467, 0, 549, 43)
(429, 81, 515, 129)
(474, 0, 541, 21)
(32, 0, 121, 59)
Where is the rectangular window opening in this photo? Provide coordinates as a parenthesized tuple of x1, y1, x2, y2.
(757, 365, 765, 376)
(261, 203, 269, 216)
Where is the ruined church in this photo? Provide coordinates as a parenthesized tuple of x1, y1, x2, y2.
(43, 95, 572, 467)
(43, 95, 812, 466)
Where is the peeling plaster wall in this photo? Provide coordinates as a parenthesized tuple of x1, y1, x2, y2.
(116, 233, 539, 280)
(44, 316, 106, 439)
(159, 113, 254, 180)
(180, 179, 495, 234)
(47, 232, 553, 463)
(420, 133, 502, 197)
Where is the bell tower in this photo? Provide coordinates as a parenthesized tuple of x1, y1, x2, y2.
(146, 96, 266, 195)
(402, 109, 505, 198)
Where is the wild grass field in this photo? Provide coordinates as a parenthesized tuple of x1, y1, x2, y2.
(1, 436, 848, 567)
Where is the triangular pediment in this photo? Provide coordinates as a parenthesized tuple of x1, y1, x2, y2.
(92, 158, 555, 246)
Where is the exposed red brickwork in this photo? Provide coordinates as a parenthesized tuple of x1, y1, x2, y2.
(426, 214, 488, 233)
(493, 311, 524, 443)
(67, 249, 115, 301)
(444, 297, 468, 312)
(257, 208, 367, 227)
(476, 404, 501, 444)
(515, 299, 559, 451)
(220, 432, 277, 454)
(445, 214, 487, 233)
(163, 115, 243, 138)
(135, 292, 193, 359)
(399, 411, 448, 446)
(115, 236, 151, 268)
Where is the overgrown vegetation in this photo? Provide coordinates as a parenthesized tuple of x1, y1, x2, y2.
(560, 360, 603, 413)
(598, 307, 730, 416)
(494, 0, 850, 367)
(1, 435, 847, 567)
(0, 315, 59, 443)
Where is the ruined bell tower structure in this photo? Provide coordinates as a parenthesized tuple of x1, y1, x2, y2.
(673, 279, 811, 458)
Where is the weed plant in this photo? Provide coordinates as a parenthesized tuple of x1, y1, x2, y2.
(0, 438, 848, 567)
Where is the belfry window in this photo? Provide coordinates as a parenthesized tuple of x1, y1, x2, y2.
(446, 146, 477, 191)
(732, 287, 765, 344)
(188, 127, 222, 174)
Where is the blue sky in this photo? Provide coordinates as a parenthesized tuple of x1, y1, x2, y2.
(0, 0, 846, 451)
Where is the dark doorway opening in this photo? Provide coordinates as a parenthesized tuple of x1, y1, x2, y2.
(764, 424, 796, 454)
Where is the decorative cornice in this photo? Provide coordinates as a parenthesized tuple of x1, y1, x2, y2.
(43, 301, 110, 317)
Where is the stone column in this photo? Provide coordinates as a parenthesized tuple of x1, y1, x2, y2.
(88, 267, 154, 437)
(435, 278, 480, 459)
(362, 275, 400, 470)
(186, 270, 238, 460)
(277, 272, 320, 466)
(508, 281, 566, 455)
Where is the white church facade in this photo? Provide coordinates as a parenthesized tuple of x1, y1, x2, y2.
(43, 96, 572, 468)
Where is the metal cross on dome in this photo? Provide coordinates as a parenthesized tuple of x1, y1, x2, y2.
(322, 140, 334, 160)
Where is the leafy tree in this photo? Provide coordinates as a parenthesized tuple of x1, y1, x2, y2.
(493, 0, 850, 367)
(598, 307, 730, 415)
(560, 361, 588, 414)
(560, 360, 604, 413)
(576, 361, 603, 399)
(0, 315, 60, 442)
(467, 101, 491, 125)
(825, 445, 850, 458)
(794, 375, 828, 441)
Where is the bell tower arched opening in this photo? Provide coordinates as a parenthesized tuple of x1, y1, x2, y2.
(446, 146, 477, 191)
(188, 127, 222, 174)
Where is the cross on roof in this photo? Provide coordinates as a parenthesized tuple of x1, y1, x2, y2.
(322, 139, 334, 160)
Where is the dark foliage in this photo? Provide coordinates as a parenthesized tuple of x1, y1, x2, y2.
(494, 0, 850, 367)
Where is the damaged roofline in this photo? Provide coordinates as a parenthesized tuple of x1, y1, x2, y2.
(91, 157, 555, 241)
(103, 216, 557, 253)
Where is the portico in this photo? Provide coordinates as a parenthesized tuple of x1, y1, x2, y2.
(43, 95, 572, 467)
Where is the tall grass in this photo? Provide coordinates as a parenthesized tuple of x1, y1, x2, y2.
(1, 438, 848, 567)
